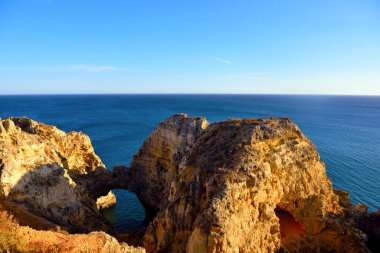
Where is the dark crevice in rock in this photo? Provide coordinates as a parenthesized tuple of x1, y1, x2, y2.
(11, 117, 39, 134)
(143, 203, 157, 227)
(56, 152, 69, 170)
(275, 206, 308, 252)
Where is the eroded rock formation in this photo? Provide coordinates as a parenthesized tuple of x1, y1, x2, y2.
(0, 117, 115, 232)
(0, 207, 145, 253)
(97, 191, 117, 210)
(0, 114, 378, 253)
(128, 115, 376, 253)
(139, 117, 331, 252)
(128, 114, 208, 212)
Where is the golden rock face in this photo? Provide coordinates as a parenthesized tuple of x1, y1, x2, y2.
(0, 115, 376, 253)
(0, 208, 145, 253)
(0, 117, 112, 232)
(129, 114, 208, 211)
(131, 116, 371, 253)
(0, 117, 104, 195)
(97, 190, 117, 210)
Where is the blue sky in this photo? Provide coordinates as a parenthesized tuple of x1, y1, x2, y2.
(0, 0, 379, 94)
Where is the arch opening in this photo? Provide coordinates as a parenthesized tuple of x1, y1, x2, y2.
(275, 206, 307, 251)
(101, 189, 145, 233)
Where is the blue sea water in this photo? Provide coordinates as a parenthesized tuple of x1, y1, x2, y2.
(0, 95, 379, 232)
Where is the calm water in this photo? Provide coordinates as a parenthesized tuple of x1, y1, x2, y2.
(0, 95, 379, 231)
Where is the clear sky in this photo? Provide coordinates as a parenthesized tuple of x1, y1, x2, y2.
(0, 0, 379, 95)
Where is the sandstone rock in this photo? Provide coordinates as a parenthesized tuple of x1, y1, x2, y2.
(334, 193, 380, 253)
(1, 115, 377, 253)
(0, 117, 111, 232)
(0, 208, 145, 253)
(128, 114, 208, 211)
(97, 191, 117, 210)
(133, 116, 371, 252)
(75, 165, 130, 200)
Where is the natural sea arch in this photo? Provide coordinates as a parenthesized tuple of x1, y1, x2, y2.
(101, 189, 145, 233)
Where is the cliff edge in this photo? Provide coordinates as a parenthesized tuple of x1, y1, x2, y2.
(0, 114, 378, 253)
(129, 114, 377, 253)
(0, 117, 116, 232)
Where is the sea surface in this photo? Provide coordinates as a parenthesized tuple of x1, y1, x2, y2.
(0, 95, 379, 232)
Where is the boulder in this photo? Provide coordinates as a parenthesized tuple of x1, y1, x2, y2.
(97, 191, 117, 210)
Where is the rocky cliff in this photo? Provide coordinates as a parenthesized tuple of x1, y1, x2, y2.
(0, 115, 378, 253)
(129, 114, 377, 253)
(0, 117, 115, 232)
(128, 114, 208, 212)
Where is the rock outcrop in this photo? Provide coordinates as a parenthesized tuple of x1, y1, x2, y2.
(0, 208, 145, 253)
(97, 191, 117, 210)
(128, 114, 208, 211)
(0, 114, 378, 253)
(0, 117, 114, 232)
(127, 115, 375, 253)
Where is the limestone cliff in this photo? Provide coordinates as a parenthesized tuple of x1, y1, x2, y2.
(127, 115, 373, 253)
(129, 114, 208, 211)
(0, 117, 114, 232)
(0, 115, 377, 253)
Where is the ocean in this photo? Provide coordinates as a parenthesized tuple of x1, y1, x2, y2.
(0, 94, 379, 232)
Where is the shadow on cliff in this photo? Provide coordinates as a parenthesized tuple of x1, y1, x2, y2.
(74, 165, 157, 229)
(5, 163, 113, 233)
(2, 162, 155, 248)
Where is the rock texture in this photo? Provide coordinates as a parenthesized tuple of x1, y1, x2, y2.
(0, 114, 378, 253)
(0, 208, 145, 253)
(97, 190, 117, 210)
(0, 117, 113, 232)
(127, 115, 374, 253)
(331, 190, 380, 253)
(128, 114, 208, 211)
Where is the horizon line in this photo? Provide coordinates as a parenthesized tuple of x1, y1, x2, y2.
(0, 93, 379, 97)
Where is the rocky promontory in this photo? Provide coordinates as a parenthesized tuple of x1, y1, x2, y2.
(0, 117, 116, 233)
(0, 115, 378, 253)
(134, 115, 377, 253)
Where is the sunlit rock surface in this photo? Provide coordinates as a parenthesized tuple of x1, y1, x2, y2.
(0, 208, 145, 253)
(0, 117, 112, 232)
(97, 190, 117, 210)
(128, 114, 208, 211)
(0, 115, 378, 253)
(129, 115, 375, 253)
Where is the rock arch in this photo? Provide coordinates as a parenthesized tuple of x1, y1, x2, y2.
(1, 115, 376, 253)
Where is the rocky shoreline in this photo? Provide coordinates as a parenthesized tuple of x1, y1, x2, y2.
(0, 115, 378, 252)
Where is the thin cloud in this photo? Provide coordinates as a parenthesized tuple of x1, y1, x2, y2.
(69, 65, 115, 72)
(19, 65, 157, 73)
(218, 72, 268, 80)
(214, 57, 232, 64)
